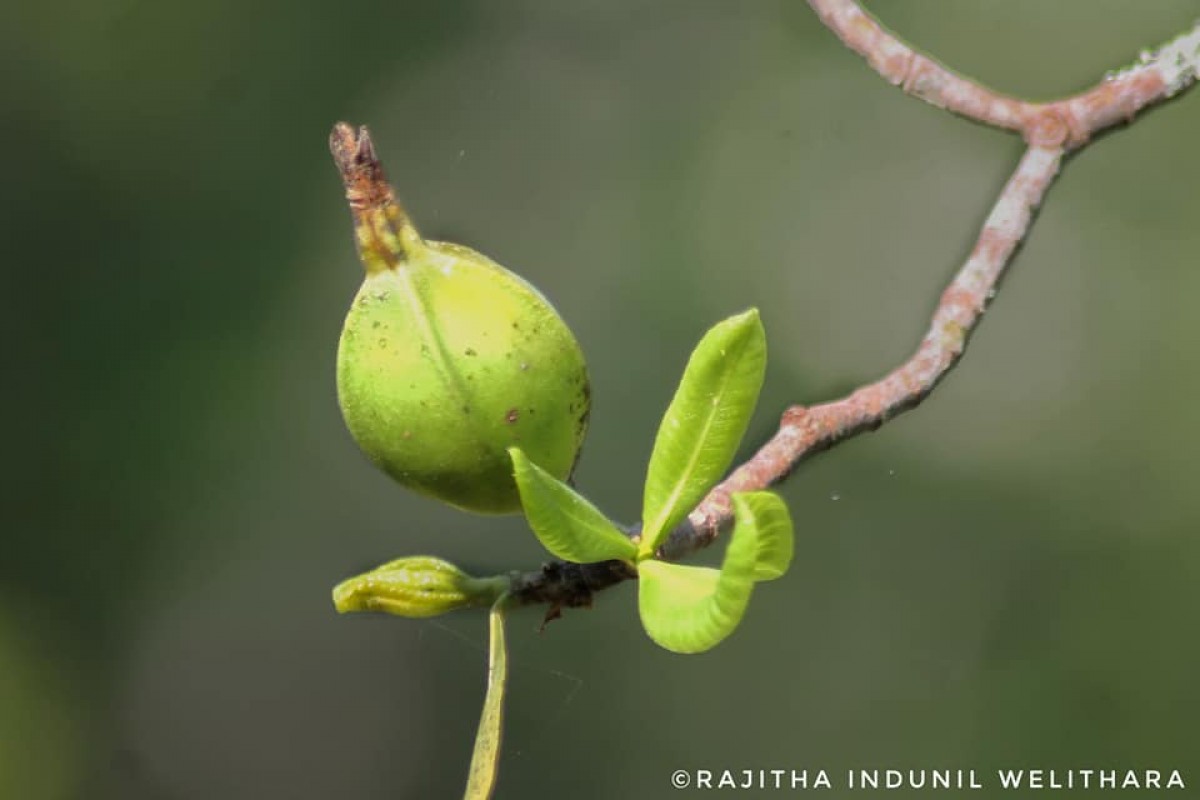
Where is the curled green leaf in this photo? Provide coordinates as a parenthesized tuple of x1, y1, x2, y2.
(510, 447, 637, 563)
(640, 309, 767, 556)
(732, 491, 794, 581)
(332, 556, 505, 618)
(464, 596, 510, 800)
(637, 498, 761, 654)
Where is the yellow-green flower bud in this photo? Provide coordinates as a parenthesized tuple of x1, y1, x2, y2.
(330, 124, 591, 514)
(332, 556, 506, 618)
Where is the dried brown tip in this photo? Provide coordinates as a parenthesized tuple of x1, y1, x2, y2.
(329, 121, 394, 211)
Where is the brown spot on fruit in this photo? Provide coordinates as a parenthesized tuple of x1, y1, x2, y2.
(505, 408, 520, 424)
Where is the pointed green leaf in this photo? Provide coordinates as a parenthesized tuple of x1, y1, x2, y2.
(464, 596, 509, 800)
(510, 448, 637, 563)
(637, 500, 761, 653)
(732, 491, 794, 581)
(641, 309, 766, 556)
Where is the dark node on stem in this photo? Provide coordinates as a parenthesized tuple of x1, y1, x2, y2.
(511, 559, 637, 626)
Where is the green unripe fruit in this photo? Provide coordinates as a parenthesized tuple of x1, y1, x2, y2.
(338, 246, 590, 513)
(331, 123, 590, 514)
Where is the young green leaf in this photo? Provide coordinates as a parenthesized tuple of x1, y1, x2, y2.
(464, 596, 510, 800)
(636, 497, 761, 653)
(510, 447, 637, 563)
(732, 491, 794, 581)
(640, 309, 766, 556)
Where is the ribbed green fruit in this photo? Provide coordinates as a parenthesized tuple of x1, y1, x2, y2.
(331, 123, 590, 514)
(332, 555, 506, 617)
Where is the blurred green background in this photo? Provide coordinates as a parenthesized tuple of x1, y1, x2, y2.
(4, 1, 1198, 797)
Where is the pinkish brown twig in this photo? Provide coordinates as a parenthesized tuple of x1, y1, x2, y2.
(670, 145, 1061, 557)
(510, 9, 1200, 613)
(807, 0, 1200, 148)
(806, 0, 1032, 136)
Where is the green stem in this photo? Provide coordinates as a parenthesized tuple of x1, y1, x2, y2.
(464, 594, 511, 800)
